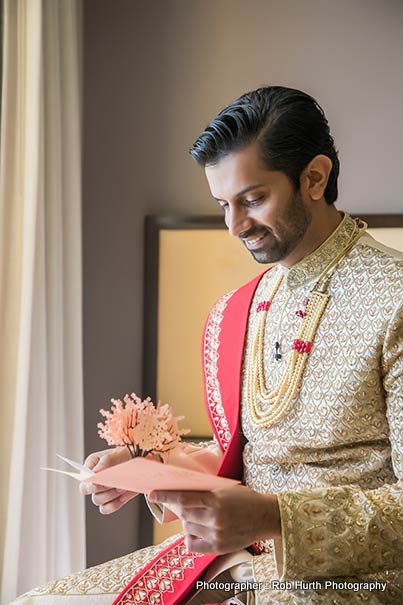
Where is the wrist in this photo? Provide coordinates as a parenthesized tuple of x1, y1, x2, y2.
(258, 493, 281, 540)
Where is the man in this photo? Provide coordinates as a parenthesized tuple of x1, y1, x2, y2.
(13, 87, 402, 604)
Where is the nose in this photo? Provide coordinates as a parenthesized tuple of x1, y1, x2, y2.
(226, 205, 252, 238)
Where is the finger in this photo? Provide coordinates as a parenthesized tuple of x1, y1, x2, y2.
(184, 535, 214, 554)
(91, 488, 127, 507)
(181, 508, 216, 529)
(100, 491, 136, 515)
(182, 521, 213, 542)
(93, 448, 130, 471)
(79, 482, 113, 496)
(180, 507, 212, 525)
(149, 491, 212, 508)
(84, 452, 103, 470)
(92, 452, 117, 472)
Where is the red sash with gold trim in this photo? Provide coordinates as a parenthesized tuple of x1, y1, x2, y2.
(112, 271, 266, 605)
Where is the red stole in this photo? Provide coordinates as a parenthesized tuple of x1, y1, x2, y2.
(112, 270, 266, 605)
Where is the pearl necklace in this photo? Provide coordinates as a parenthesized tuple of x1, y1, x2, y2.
(245, 219, 367, 429)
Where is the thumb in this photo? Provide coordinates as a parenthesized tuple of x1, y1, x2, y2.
(93, 448, 128, 472)
(84, 452, 103, 471)
(92, 453, 111, 472)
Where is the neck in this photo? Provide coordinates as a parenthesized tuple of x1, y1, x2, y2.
(280, 205, 343, 268)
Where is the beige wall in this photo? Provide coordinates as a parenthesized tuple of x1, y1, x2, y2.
(83, 0, 403, 565)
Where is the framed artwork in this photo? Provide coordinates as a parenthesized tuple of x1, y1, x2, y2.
(142, 214, 403, 442)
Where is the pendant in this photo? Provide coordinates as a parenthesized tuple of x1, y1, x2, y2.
(274, 341, 282, 361)
(295, 295, 309, 318)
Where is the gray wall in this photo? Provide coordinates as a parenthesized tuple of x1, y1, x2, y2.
(83, 0, 403, 565)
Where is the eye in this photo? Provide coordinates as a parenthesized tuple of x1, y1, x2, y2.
(218, 202, 229, 211)
(244, 195, 264, 206)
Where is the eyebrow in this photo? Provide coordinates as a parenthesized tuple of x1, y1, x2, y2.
(211, 183, 264, 202)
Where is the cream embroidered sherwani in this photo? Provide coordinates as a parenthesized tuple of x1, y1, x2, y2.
(11, 213, 403, 605)
(240, 213, 403, 603)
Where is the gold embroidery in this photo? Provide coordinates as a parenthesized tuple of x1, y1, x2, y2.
(253, 552, 403, 604)
(119, 539, 206, 604)
(246, 216, 366, 429)
(242, 221, 403, 603)
(18, 534, 181, 597)
(245, 272, 330, 428)
(286, 212, 357, 289)
(203, 290, 235, 449)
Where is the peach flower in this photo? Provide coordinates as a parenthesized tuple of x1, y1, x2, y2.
(97, 393, 190, 458)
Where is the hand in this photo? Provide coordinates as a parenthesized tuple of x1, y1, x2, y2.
(148, 485, 281, 554)
(79, 447, 136, 514)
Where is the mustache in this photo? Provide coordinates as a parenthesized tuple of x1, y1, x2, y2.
(239, 227, 272, 240)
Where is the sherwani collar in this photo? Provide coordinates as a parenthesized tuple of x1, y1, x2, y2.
(280, 211, 357, 290)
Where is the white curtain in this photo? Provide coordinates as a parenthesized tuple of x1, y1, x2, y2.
(0, 0, 85, 601)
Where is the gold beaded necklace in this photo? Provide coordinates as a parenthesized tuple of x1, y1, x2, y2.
(246, 219, 367, 428)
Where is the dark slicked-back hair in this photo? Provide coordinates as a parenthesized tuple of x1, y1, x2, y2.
(189, 86, 339, 204)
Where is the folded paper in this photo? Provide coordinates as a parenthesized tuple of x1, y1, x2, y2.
(42, 453, 240, 494)
(41, 454, 95, 481)
(83, 457, 240, 493)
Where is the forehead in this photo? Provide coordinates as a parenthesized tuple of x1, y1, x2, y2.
(205, 144, 286, 200)
(205, 142, 262, 179)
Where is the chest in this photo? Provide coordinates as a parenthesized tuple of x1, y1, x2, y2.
(240, 271, 390, 453)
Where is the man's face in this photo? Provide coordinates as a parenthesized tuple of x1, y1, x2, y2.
(205, 143, 312, 264)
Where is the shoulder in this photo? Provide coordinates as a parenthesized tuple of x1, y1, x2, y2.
(358, 232, 403, 262)
(344, 232, 403, 311)
(353, 232, 403, 279)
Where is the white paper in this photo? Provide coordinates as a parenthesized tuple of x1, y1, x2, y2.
(41, 453, 95, 481)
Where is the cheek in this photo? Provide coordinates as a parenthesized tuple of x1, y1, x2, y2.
(252, 205, 277, 229)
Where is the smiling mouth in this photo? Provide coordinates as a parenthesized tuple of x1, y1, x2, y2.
(242, 232, 271, 250)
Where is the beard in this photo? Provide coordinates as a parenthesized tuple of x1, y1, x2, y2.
(241, 190, 312, 264)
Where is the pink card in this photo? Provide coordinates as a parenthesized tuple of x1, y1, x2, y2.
(82, 456, 240, 494)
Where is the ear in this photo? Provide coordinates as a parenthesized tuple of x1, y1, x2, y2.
(300, 155, 333, 201)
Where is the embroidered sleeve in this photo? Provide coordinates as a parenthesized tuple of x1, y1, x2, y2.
(276, 300, 403, 580)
